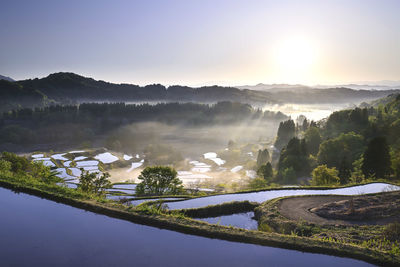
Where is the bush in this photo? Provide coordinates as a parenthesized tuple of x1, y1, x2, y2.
(311, 165, 340, 185)
(248, 177, 268, 189)
(1, 151, 30, 173)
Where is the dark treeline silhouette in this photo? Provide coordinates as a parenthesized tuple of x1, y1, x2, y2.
(0, 101, 288, 150)
(15, 72, 276, 104)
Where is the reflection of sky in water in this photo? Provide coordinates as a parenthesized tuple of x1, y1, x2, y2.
(95, 152, 119, 164)
(168, 183, 400, 210)
(0, 187, 373, 267)
(196, 212, 258, 230)
(262, 103, 355, 121)
(112, 184, 137, 190)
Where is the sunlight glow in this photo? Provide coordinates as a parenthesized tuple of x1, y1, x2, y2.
(272, 36, 319, 84)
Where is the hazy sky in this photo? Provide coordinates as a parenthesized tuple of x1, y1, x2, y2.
(1, 0, 399, 86)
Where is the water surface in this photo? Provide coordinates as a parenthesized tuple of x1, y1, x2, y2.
(196, 212, 258, 230)
(0, 187, 373, 266)
(95, 152, 119, 164)
(167, 183, 400, 210)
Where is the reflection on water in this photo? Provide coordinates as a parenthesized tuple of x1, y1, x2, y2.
(130, 198, 186, 206)
(112, 184, 137, 190)
(94, 152, 119, 164)
(167, 183, 400, 210)
(196, 212, 258, 230)
(106, 188, 136, 195)
(0, 187, 373, 266)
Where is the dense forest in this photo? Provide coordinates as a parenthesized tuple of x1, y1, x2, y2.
(0, 101, 288, 152)
(262, 93, 400, 185)
(1, 72, 399, 112)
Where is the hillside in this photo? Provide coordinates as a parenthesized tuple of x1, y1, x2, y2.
(17, 72, 275, 104)
(239, 83, 400, 104)
(0, 74, 14, 82)
(0, 79, 48, 112)
(0, 72, 399, 113)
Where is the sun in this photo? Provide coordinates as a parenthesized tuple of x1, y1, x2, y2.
(272, 37, 319, 83)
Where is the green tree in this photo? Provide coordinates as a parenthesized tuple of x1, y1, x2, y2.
(136, 166, 183, 195)
(350, 157, 365, 183)
(304, 126, 322, 155)
(257, 162, 273, 181)
(302, 118, 309, 131)
(0, 159, 12, 176)
(0, 152, 61, 184)
(362, 137, 391, 179)
(274, 119, 296, 150)
(281, 167, 297, 184)
(1, 151, 30, 173)
(256, 149, 270, 168)
(317, 132, 364, 169)
(278, 138, 310, 178)
(392, 151, 400, 180)
(338, 156, 352, 184)
(79, 170, 111, 195)
(311, 165, 340, 186)
(31, 161, 61, 183)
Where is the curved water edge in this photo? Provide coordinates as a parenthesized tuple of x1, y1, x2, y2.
(166, 183, 400, 210)
(196, 212, 258, 230)
(0, 187, 373, 267)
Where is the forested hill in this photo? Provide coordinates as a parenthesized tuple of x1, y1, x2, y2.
(0, 74, 14, 82)
(0, 79, 50, 112)
(16, 72, 275, 104)
(1, 72, 399, 112)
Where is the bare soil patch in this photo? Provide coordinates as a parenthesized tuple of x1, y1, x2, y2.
(279, 191, 400, 226)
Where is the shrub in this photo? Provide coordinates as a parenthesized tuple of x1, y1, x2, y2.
(248, 177, 268, 189)
(311, 165, 340, 185)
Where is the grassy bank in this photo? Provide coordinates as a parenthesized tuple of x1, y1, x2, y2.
(255, 193, 400, 261)
(1, 176, 399, 266)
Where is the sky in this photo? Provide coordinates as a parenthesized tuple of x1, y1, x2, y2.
(1, 0, 400, 86)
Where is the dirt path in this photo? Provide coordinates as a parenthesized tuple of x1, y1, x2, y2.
(278, 195, 400, 226)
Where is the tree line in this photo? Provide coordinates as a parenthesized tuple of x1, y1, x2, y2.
(0, 101, 288, 149)
(254, 94, 400, 186)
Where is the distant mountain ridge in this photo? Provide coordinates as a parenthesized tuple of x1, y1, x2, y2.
(1, 72, 399, 113)
(16, 72, 274, 104)
(238, 82, 400, 91)
(0, 74, 14, 82)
